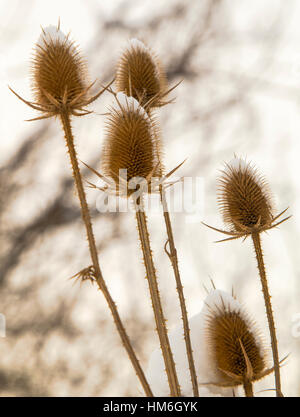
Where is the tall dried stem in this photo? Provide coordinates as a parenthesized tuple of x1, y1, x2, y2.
(203, 158, 289, 397)
(251, 232, 283, 397)
(159, 184, 199, 396)
(11, 24, 153, 396)
(134, 197, 181, 397)
(115, 38, 195, 394)
(60, 110, 153, 397)
(151, 107, 198, 396)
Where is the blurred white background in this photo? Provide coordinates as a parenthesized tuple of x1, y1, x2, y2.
(0, 0, 299, 396)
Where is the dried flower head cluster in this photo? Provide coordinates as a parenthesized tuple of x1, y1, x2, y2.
(203, 158, 290, 242)
(116, 39, 173, 110)
(99, 92, 161, 197)
(10, 24, 109, 120)
(204, 290, 273, 389)
(84, 39, 185, 200)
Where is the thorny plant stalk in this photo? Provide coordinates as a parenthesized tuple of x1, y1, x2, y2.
(203, 158, 290, 397)
(159, 183, 199, 397)
(152, 102, 198, 396)
(115, 38, 198, 396)
(134, 197, 181, 397)
(10, 24, 153, 397)
(91, 90, 181, 396)
(251, 232, 282, 397)
(149, 86, 198, 397)
(60, 111, 153, 396)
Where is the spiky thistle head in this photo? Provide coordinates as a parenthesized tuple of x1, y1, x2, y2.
(32, 25, 88, 111)
(202, 158, 290, 242)
(115, 39, 169, 110)
(204, 290, 272, 389)
(9, 23, 110, 120)
(100, 92, 161, 198)
(218, 158, 274, 234)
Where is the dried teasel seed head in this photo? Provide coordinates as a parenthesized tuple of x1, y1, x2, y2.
(218, 158, 274, 234)
(204, 290, 269, 387)
(101, 92, 161, 197)
(31, 24, 88, 113)
(115, 39, 168, 109)
(10, 23, 110, 120)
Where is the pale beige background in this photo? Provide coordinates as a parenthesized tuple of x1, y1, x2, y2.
(0, 0, 299, 396)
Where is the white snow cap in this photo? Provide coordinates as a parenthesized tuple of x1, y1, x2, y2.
(203, 289, 267, 371)
(37, 25, 68, 48)
(115, 92, 149, 120)
(204, 289, 243, 314)
(146, 289, 241, 397)
(129, 38, 150, 53)
(226, 157, 248, 172)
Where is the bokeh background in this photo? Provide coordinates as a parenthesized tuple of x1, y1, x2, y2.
(0, 0, 299, 396)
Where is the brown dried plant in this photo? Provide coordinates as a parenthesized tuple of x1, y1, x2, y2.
(10, 23, 153, 397)
(203, 158, 291, 397)
(10, 20, 293, 399)
(86, 92, 181, 396)
(115, 39, 180, 110)
(101, 93, 161, 196)
(115, 39, 199, 396)
(10, 25, 109, 121)
(203, 291, 277, 397)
